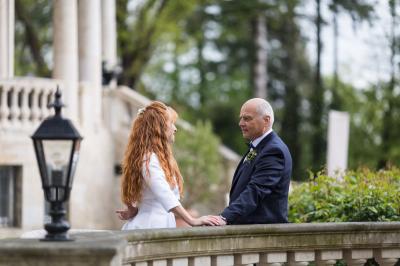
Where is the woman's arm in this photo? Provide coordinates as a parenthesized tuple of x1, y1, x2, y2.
(170, 205, 223, 226)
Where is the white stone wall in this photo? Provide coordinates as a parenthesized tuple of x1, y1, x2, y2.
(0, 130, 45, 231)
(70, 126, 122, 229)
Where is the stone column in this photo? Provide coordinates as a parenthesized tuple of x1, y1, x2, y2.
(78, 0, 102, 129)
(53, 0, 79, 121)
(101, 0, 117, 70)
(0, 0, 14, 78)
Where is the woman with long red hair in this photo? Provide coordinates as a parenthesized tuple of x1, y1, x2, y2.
(116, 101, 219, 229)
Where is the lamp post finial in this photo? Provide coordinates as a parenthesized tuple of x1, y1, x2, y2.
(48, 86, 65, 117)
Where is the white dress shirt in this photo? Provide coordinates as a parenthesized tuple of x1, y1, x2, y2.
(251, 129, 273, 148)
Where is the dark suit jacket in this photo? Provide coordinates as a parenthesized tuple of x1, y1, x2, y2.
(221, 131, 292, 224)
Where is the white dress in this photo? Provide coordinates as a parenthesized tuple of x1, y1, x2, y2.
(121, 153, 181, 230)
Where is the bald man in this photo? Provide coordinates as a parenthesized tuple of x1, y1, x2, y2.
(215, 98, 292, 225)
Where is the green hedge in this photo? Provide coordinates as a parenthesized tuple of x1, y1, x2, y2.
(289, 168, 400, 223)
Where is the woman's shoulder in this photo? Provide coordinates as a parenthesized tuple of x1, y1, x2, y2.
(148, 152, 158, 162)
(144, 152, 161, 168)
(142, 152, 156, 161)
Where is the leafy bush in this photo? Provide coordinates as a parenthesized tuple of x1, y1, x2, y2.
(289, 168, 400, 223)
(173, 120, 224, 212)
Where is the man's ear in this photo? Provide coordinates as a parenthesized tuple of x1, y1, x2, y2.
(263, 115, 270, 125)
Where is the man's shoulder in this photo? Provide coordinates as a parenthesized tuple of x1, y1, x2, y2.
(260, 132, 285, 149)
(259, 133, 291, 158)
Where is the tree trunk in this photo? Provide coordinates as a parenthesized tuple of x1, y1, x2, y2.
(198, 36, 206, 109)
(330, 8, 342, 110)
(281, 10, 302, 180)
(15, 0, 50, 77)
(252, 13, 268, 99)
(378, 0, 397, 169)
(118, 0, 168, 88)
(310, 0, 325, 172)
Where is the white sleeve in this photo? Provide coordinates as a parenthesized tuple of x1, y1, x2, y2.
(143, 153, 181, 212)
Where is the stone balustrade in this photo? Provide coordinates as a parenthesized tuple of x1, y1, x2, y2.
(0, 222, 399, 266)
(0, 77, 61, 130)
(119, 222, 400, 266)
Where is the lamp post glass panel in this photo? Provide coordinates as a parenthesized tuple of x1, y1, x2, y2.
(31, 88, 82, 241)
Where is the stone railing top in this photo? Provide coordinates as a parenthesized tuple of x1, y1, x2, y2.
(116, 222, 400, 241)
(0, 76, 62, 84)
(117, 222, 400, 263)
(1, 223, 400, 266)
(0, 230, 127, 266)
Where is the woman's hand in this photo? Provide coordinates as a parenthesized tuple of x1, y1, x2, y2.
(170, 206, 226, 227)
(191, 215, 225, 226)
(116, 205, 138, 220)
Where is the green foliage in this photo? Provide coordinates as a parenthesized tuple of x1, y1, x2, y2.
(325, 77, 400, 169)
(289, 168, 400, 223)
(173, 121, 225, 212)
(14, 0, 52, 76)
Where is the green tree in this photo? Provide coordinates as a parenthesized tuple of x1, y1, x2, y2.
(270, 0, 313, 180)
(14, 0, 52, 76)
(310, 0, 375, 172)
(116, 0, 199, 88)
(173, 121, 224, 212)
(379, 0, 399, 169)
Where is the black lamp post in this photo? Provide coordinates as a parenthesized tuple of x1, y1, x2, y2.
(31, 88, 83, 241)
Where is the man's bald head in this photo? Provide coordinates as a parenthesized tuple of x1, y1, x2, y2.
(242, 98, 274, 127)
(239, 98, 274, 140)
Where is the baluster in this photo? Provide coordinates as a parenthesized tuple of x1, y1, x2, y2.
(315, 250, 342, 266)
(30, 88, 40, 124)
(43, 87, 54, 117)
(344, 249, 373, 266)
(46, 88, 54, 116)
(135, 262, 149, 266)
(168, 257, 188, 266)
(374, 248, 400, 266)
(0, 84, 11, 128)
(211, 255, 234, 266)
(234, 253, 260, 266)
(48, 86, 55, 105)
(20, 86, 31, 126)
(259, 252, 287, 266)
(152, 260, 168, 266)
(287, 251, 315, 266)
(189, 256, 211, 266)
(9, 85, 21, 126)
(39, 90, 49, 120)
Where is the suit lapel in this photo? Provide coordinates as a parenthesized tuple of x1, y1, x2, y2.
(230, 149, 251, 196)
(229, 132, 277, 197)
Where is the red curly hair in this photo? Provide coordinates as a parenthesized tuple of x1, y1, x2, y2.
(121, 101, 183, 206)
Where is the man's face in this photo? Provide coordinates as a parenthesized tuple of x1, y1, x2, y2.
(238, 103, 269, 141)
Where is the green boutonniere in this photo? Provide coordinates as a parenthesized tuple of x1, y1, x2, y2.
(245, 149, 257, 162)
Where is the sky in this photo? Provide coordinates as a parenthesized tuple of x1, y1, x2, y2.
(300, 1, 395, 89)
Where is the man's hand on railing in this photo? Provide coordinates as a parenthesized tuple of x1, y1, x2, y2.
(209, 215, 227, 226)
